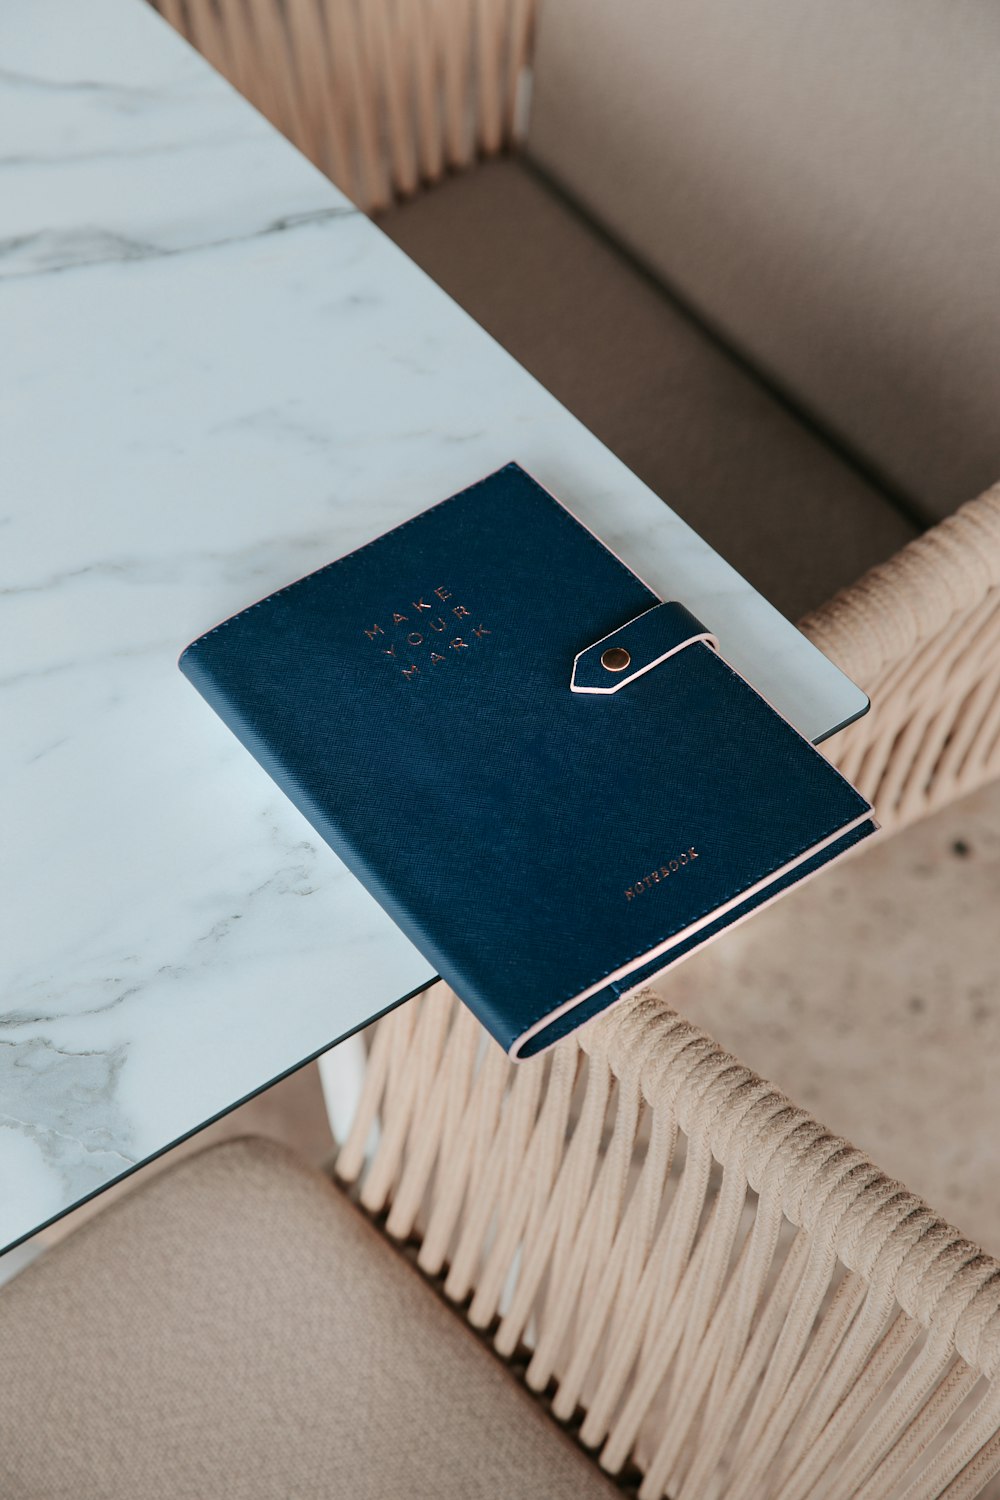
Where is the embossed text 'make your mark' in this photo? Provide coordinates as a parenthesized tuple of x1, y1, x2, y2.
(364, 585, 491, 678)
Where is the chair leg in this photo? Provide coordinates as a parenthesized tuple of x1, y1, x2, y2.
(317, 1031, 369, 1148)
(0, 1240, 44, 1289)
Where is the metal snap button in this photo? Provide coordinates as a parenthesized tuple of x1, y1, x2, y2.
(601, 646, 631, 673)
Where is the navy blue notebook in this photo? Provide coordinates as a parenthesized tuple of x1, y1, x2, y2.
(180, 464, 876, 1058)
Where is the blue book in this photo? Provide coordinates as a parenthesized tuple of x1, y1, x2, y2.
(180, 464, 876, 1058)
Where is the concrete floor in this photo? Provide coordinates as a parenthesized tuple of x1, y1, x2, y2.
(664, 775, 1000, 1256)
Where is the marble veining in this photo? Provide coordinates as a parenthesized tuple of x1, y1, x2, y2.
(0, 0, 864, 1254)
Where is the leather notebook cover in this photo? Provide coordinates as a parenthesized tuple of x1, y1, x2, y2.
(180, 463, 876, 1058)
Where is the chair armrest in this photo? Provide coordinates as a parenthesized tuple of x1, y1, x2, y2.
(151, 0, 538, 211)
(801, 484, 1000, 831)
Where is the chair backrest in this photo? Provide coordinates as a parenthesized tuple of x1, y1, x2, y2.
(527, 0, 1000, 521)
(152, 0, 536, 212)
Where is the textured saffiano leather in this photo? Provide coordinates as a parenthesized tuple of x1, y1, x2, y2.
(180, 464, 876, 1058)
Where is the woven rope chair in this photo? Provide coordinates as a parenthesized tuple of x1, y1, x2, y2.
(155, 2, 1000, 1492)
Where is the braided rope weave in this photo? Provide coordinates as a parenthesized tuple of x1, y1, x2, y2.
(805, 485, 1000, 833)
(339, 985, 1000, 1498)
(151, 0, 537, 211)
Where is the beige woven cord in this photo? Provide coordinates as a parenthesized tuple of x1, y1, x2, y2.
(151, 0, 538, 211)
(805, 486, 1000, 833)
(338, 985, 1000, 1499)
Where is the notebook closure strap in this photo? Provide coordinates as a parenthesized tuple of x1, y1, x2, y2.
(571, 601, 717, 694)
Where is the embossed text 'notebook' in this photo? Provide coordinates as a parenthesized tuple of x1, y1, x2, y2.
(180, 464, 876, 1057)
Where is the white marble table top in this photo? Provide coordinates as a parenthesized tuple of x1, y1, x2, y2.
(0, 0, 866, 1256)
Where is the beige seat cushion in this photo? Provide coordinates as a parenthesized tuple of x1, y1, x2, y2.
(528, 0, 1000, 519)
(381, 159, 916, 623)
(0, 1138, 620, 1500)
